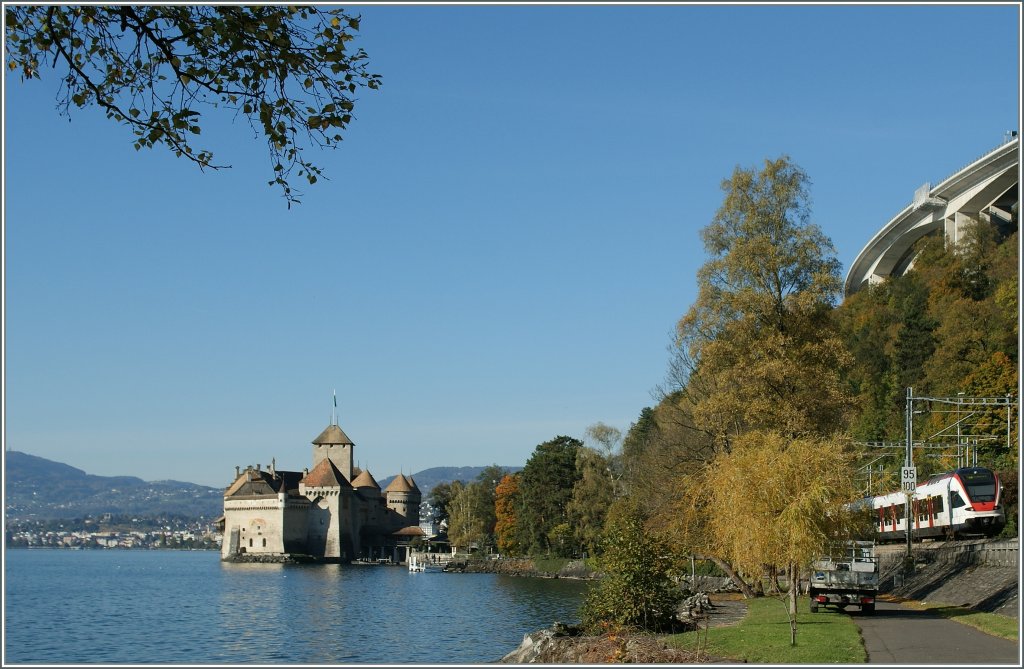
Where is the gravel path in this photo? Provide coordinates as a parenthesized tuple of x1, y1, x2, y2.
(705, 594, 749, 627)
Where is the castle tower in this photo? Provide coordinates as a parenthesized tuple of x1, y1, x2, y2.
(384, 473, 422, 526)
(311, 423, 354, 483)
(299, 457, 355, 560)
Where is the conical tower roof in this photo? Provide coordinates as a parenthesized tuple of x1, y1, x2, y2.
(312, 423, 354, 446)
(351, 469, 380, 489)
(302, 458, 352, 488)
(384, 473, 413, 493)
(407, 475, 422, 493)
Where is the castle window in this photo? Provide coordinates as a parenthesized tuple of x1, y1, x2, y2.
(263, 538, 267, 547)
(249, 538, 253, 547)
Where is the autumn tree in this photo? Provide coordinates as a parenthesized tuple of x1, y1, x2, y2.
(445, 481, 481, 551)
(5, 5, 381, 206)
(585, 422, 622, 461)
(494, 473, 522, 555)
(667, 432, 862, 644)
(835, 221, 1019, 475)
(566, 446, 616, 557)
(446, 466, 506, 552)
(674, 156, 853, 447)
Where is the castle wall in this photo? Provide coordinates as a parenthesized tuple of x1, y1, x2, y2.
(222, 497, 287, 558)
(282, 500, 310, 553)
(340, 487, 356, 559)
(305, 492, 339, 558)
(302, 487, 356, 561)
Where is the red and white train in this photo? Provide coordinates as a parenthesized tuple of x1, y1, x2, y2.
(867, 466, 1006, 541)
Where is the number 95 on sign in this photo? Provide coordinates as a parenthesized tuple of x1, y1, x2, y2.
(901, 467, 917, 493)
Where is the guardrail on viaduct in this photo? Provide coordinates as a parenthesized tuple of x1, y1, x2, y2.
(936, 539, 1019, 568)
(881, 539, 1019, 574)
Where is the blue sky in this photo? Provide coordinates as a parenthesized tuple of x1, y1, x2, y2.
(3, 3, 1020, 488)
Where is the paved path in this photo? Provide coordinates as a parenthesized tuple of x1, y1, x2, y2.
(854, 600, 1019, 665)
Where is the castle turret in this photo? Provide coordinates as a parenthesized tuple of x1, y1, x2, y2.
(311, 423, 354, 483)
(384, 473, 421, 526)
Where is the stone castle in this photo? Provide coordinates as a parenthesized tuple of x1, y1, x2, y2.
(220, 418, 422, 562)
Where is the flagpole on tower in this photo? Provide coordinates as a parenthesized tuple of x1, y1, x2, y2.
(332, 388, 337, 426)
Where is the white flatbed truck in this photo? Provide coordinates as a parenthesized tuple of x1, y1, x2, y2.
(808, 541, 878, 614)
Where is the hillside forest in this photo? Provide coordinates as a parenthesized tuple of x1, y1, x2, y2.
(433, 155, 1018, 628)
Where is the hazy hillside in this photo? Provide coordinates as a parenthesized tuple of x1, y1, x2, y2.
(4, 451, 223, 520)
(5, 452, 523, 521)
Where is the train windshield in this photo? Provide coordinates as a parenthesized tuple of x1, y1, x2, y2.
(960, 469, 997, 502)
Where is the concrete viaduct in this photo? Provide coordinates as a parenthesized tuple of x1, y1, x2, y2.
(844, 136, 1019, 297)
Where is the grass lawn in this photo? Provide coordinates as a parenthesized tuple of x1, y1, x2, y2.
(666, 596, 867, 664)
(884, 596, 1019, 641)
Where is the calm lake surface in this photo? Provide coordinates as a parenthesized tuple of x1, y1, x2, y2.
(3, 549, 590, 664)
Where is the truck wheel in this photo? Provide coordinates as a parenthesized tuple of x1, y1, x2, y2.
(809, 601, 819, 613)
(862, 603, 875, 615)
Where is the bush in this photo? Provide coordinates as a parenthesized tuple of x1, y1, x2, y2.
(580, 502, 681, 633)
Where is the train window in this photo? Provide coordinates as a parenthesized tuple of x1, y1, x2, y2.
(951, 491, 966, 509)
(933, 496, 943, 514)
(960, 469, 997, 502)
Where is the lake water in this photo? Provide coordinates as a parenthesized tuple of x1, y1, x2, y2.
(3, 549, 590, 664)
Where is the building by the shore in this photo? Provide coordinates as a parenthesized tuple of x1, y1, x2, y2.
(220, 417, 423, 563)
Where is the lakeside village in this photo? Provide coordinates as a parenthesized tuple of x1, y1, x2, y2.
(6, 516, 221, 551)
(6, 501, 448, 557)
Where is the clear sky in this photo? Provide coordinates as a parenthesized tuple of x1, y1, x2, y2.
(3, 3, 1021, 488)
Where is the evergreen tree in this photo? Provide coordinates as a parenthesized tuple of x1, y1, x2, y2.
(516, 436, 582, 555)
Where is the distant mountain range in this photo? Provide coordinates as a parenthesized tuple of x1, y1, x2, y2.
(4, 451, 224, 520)
(4, 451, 520, 521)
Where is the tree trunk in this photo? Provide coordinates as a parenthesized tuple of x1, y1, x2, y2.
(788, 562, 798, 646)
(768, 564, 781, 594)
(705, 555, 757, 599)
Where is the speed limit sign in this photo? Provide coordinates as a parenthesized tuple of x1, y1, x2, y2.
(901, 466, 917, 493)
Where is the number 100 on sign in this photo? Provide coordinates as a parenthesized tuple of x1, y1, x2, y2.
(901, 467, 917, 493)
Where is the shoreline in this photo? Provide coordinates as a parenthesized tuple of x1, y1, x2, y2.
(444, 556, 599, 579)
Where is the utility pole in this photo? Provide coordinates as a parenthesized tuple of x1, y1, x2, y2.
(957, 392, 964, 468)
(904, 387, 914, 559)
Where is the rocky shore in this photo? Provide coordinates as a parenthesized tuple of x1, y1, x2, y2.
(497, 625, 713, 664)
(498, 594, 745, 664)
(446, 557, 598, 579)
(221, 553, 323, 564)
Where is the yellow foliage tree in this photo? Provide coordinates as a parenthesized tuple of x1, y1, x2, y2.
(702, 431, 861, 644)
